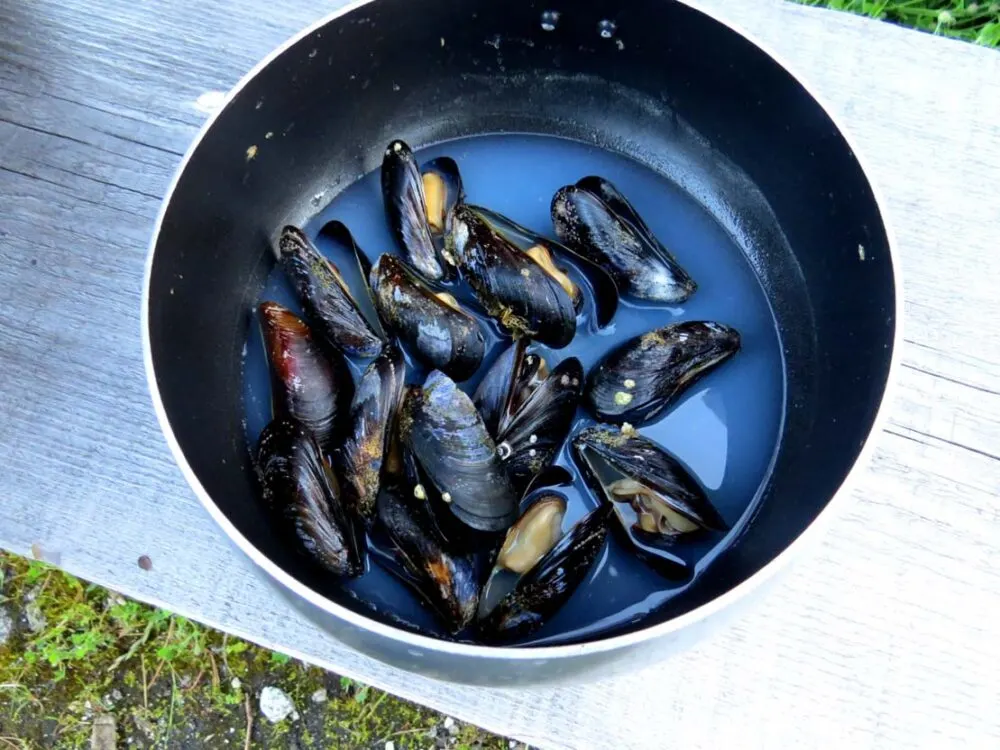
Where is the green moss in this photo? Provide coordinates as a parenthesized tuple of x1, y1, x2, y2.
(0, 551, 514, 749)
(792, 0, 1000, 46)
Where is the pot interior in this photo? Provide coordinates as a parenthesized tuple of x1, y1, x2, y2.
(147, 0, 896, 647)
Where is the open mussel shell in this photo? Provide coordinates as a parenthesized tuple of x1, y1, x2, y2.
(449, 204, 576, 348)
(586, 321, 740, 426)
(277, 225, 385, 358)
(496, 357, 583, 497)
(495, 494, 567, 574)
(258, 301, 353, 457)
(477, 493, 567, 620)
(375, 435, 479, 633)
(551, 178, 696, 304)
(256, 418, 363, 577)
(473, 341, 582, 495)
(421, 157, 464, 250)
(472, 339, 535, 438)
(470, 205, 619, 329)
(572, 424, 728, 578)
(400, 370, 518, 533)
(338, 345, 406, 526)
(381, 140, 455, 282)
(479, 502, 612, 642)
(370, 254, 485, 382)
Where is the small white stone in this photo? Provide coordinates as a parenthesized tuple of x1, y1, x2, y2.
(310, 688, 328, 704)
(230, 677, 242, 690)
(0, 608, 13, 645)
(24, 600, 46, 633)
(385, 742, 396, 750)
(259, 686, 297, 723)
(441, 492, 452, 504)
(443, 717, 456, 730)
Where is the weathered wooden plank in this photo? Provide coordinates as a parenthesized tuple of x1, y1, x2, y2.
(1, 0, 999, 748)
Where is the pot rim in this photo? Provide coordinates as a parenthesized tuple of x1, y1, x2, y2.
(141, 0, 904, 663)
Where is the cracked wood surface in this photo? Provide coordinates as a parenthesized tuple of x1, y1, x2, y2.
(1, 0, 999, 747)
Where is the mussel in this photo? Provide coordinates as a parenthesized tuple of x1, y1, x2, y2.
(256, 418, 363, 577)
(375, 434, 479, 633)
(471, 205, 619, 329)
(473, 341, 583, 496)
(339, 345, 406, 526)
(449, 204, 577, 348)
(495, 495, 567, 574)
(258, 301, 352, 456)
(421, 157, 464, 251)
(477, 494, 567, 619)
(278, 225, 385, 358)
(369, 253, 486, 381)
(573, 424, 728, 578)
(586, 321, 740, 426)
(551, 176, 696, 304)
(399, 370, 518, 532)
(381, 140, 461, 282)
(479, 502, 612, 642)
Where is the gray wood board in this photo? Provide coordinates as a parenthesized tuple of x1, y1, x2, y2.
(1, 0, 999, 747)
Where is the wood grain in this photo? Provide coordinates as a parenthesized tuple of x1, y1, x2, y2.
(1, 0, 999, 748)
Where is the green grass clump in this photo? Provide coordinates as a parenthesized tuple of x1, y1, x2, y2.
(793, 0, 1000, 46)
(0, 553, 510, 749)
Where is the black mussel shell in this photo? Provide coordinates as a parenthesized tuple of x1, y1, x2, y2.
(575, 176, 662, 252)
(572, 425, 728, 578)
(381, 140, 453, 282)
(370, 254, 485, 382)
(586, 321, 740, 425)
(470, 205, 619, 329)
(317, 220, 386, 334)
(471, 340, 546, 439)
(277, 225, 385, 358)
(258, 301, 353, 457)
(400, 370, 518, 533)
(496, 357, 583, 497)
(339, 345, 406, 526)
(376, 464, 479, 634)
(256, 418, 363, 577)
(551, 179, 696, 304)
(389, 405, 481, 553)
(479, 502, 611, 642)
(449, 204, 576, 349)
(421, 157, 464, 252)
(472, 341, 581, 496)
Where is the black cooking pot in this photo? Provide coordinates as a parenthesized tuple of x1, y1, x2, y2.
(143, 0, 899, 685)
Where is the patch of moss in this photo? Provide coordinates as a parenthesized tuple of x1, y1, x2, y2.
(0, 551, 516, 749)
